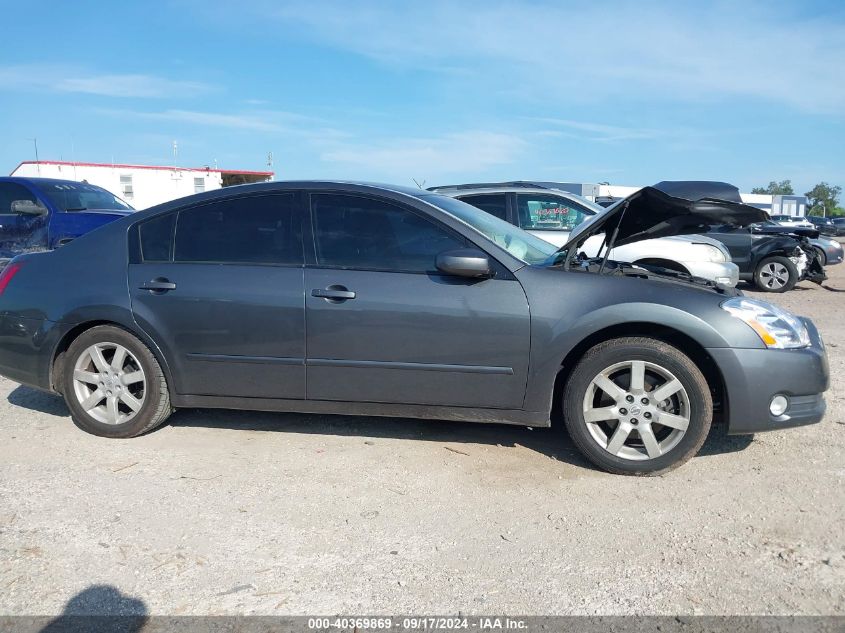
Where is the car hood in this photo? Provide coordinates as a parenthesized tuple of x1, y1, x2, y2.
(751, 224, 820, 239)
(561, 186, 769, 252)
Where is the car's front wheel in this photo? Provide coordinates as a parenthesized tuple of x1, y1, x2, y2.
(563, 337, 712, 475)
(62, 325, 172, 438)
(754, 255, 798, 293)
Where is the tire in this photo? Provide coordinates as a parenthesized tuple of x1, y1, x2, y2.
(812, 247, 827, 267)
(62, 325, 172, 438)
(563, 337, 712, 476)
(754, 255, 798, 293)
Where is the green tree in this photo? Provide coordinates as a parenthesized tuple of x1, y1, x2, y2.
(804, 182, 842, 216)
(751, 180, 794, 195)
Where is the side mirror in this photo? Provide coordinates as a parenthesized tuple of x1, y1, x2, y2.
(11, 200, 47, 216)
(435, 248, 493, 278)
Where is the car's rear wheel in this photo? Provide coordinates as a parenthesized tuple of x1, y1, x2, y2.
(754, 256, 798, 293)
(62, 325, 172, 438)
(563, 337, 712, 475)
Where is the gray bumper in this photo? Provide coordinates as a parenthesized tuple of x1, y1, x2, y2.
(707, 318, 828, 434)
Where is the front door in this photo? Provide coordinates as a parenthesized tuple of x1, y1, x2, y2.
(128, 193, 306, 399)
(707, 225, 752, 271)
(304, 193, 531, 409)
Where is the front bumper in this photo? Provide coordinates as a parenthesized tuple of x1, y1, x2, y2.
(707, 318, 829, 434)
(683, 261, 739, 287)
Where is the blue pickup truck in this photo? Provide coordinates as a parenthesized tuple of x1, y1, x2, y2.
(0, 177, 134, 264)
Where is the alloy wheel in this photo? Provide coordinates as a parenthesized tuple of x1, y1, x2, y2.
(582, 360, 690, 461)
(72, 342, 146, 425)
(759, 262, 790, 290)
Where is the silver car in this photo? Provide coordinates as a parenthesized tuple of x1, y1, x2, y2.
(430, 183, 739, 286)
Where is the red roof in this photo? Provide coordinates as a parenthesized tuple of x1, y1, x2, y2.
(13, 160, 274, 177)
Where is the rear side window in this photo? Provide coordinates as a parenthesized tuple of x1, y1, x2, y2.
(516, 194, 592, 231)
(456, 194, 508, 221)
(140, 214, 175, 262)
(174, 194, 302, 265)
(311, 193, 466, 273)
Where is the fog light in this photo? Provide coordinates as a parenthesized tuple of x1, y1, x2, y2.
(770, 395, 789, 417)
(715, 276, 732, 285)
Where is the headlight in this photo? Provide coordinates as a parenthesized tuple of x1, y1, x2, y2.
(693, 243, 727, 262)
(721, 297, 810, 349)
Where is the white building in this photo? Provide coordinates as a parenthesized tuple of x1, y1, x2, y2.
(10, 160, 274, 210)
(591, 183, 807, 216)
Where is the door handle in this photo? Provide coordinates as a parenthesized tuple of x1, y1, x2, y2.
(312, 287, 356, 300)
(140, 278, 177, 293)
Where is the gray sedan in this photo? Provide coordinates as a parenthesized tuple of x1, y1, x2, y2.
(0, 182, 829, 475)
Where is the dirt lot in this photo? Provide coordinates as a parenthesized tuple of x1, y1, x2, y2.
(1, 261, 843, 617)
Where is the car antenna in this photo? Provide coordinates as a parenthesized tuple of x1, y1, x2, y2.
(598, 200, 630, 275)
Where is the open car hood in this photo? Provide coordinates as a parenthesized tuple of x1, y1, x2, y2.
(561, 186, 769, 252)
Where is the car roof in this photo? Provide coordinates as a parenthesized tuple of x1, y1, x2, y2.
(0, 176, 113, 189)
(429, 185, 589, 199)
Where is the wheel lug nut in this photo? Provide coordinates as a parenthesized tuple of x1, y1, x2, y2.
(626, 395, 634, 403)
(644, 412, 652, 419)
(619, 408, 628, 415)
(641, 398, 649, 405)
(631, 418, 639, 425)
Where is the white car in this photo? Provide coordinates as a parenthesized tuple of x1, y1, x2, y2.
(431, 183, 739, 286)
(770, 214, 815, 230)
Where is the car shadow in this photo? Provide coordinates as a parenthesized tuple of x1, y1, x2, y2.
(167, 404, 753, 466)
(7, 384, 69, 417)
(7, 385, 753, 470)
(37, 584, 147, 633)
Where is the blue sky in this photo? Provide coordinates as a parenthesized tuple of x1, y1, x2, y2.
(1, 0, 843, 195)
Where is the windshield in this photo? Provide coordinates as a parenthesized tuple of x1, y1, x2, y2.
(420, 194, 557, 265)
(37, 182, 134, 212)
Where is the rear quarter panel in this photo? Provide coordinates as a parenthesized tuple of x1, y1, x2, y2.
(0, 217, 152, 389)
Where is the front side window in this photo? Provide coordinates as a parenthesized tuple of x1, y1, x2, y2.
(516, 194, 593, 231)
(456, 193, 508, 221)
(311, 193, 465, 273)
(0, 183, 38, 213)
(171, 194, 301, 265)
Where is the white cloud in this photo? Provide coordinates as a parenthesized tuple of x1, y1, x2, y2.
(532, 118, 660, 143)
(320, 131, 526, 179)
(265, 1, 845, 113)
(0, 64, 212, 98)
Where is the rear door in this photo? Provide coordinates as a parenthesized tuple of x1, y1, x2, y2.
(128, 193, 306, 399)
(303, 192, 531, 409)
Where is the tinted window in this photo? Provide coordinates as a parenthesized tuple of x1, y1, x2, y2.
(516, 194, 593, 231)
(312, 193, 465, 272)
(174, 194, 302, 265)
(37, 182, 133, 212)
(140, 213, 175, 262)
(456, 194, 508, 221)
(0, 183, 38, 213)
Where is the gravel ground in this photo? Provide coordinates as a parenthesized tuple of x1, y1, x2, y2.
(1, 261, 843, 617)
